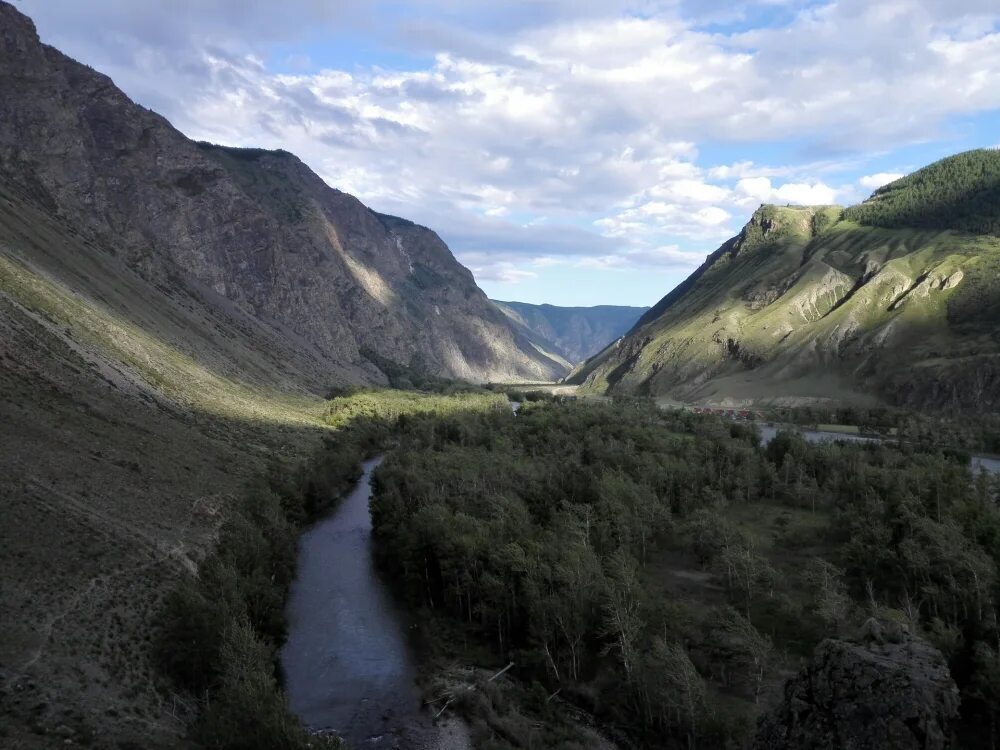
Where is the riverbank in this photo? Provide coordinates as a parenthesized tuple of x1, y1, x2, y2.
(153, 389, 507, 749)
(282, 456, 473, 749)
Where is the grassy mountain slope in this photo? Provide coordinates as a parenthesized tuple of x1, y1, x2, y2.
(575, 157, 1000, 409)
(492, 300, 648, 364)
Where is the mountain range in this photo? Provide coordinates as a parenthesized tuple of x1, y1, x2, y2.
(572, 149, 1000, 410)
(492, 300, 648, 365)
(0, 1, 563, 389)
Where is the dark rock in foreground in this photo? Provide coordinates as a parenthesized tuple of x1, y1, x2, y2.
(754, 625, 959, 749)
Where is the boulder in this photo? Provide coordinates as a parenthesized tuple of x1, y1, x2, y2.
(754, 626, 959, 749)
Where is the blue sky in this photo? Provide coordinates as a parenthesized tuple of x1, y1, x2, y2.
(23, 0, 1000, 307)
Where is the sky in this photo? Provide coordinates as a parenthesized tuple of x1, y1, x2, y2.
(19, 0, 1000, 307)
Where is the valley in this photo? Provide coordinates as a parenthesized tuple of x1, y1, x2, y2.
(3, 1, 1000, 749)
(491, 301, 648, 365)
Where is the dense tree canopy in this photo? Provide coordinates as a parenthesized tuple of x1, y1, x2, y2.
(844, 149, 1000, 235)
(372, 398, 1000, 748)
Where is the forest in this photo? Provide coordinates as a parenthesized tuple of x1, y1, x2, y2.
(844, 148, 1000, 235)
(768, 404, 1000, 454)
(370, 397, 1000, 748)
(153, 388, 1000, 748)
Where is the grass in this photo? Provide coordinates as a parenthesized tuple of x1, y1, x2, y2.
(0, 254, 327, 427)
(815, 424, 861, 434)
(576, 201, 1000, 409)
(324, 388, 510, 427)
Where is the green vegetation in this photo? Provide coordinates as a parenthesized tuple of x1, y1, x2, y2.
(156, 448, 360, 749)
(323, 388, 508, 428)
(154, 408, 373, 749)
(575, 196, 1000, 410)
(771, 404, 1000, 454)
(155, 389, 510, 749)
(370, 399, 1000, 748)
(0, 253, 327, 426)
(845, 149, 1000, 234)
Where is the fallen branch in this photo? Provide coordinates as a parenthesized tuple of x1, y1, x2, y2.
(434, 698, 454, 719)
(487, 661, 515, 683)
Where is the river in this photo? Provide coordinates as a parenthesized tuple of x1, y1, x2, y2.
(757, 425, 1000, 475)
(281, 456, 470, 749)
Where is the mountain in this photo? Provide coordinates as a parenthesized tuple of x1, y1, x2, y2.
(492, 300, 648, 365)
(0, 2, 562, 387)
(573, 150, 1000, 410)
(0, 3, 562, 746)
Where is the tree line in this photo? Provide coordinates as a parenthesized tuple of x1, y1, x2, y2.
(844, 149, 1000, 235)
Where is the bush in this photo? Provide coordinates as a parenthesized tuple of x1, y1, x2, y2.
(195, 619, 336, 750)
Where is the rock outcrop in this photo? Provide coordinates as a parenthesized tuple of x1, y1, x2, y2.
(754, 627, 960, 749)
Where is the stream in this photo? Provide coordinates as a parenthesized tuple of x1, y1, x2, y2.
(757, 425, 1000, 475)
(281, 456, 470, 749)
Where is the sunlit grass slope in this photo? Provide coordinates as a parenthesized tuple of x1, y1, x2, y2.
(0, 254, 328, 426)
(576, 190, 1000, 409)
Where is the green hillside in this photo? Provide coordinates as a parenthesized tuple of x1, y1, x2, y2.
(845, 148, 1000, 234)
(574, 151, 1000, 410)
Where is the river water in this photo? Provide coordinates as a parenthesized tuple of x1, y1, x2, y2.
(757, 425, 1000, 475)
(281, 456, 470, 749)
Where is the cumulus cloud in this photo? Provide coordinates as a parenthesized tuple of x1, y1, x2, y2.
(859, 172, 906, 189)
(579, 245, 708, 271)
(463, 258, 538, 283)
(19, 0, 1000, 287)
(734, 177, 840, 205)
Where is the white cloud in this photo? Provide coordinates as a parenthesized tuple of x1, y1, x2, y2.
(464, 258, 538, 283)
(735, 176, 774, 202)
(859, 172, 905, 189)
(19, 0, 1000, 291)
(773, 182, 839, 205)
(735, 177, 840, 205)
(579, 244, 707, 271)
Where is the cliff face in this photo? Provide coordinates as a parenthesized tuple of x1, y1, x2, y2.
(574, 174, 1000, 410)
(0, 2, 564, 386)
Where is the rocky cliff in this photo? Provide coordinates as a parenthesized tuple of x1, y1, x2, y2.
(0, 1, 564, 387)
(573, 152, 1000, 410)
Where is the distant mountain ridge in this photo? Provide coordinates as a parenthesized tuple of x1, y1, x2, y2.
(573, 150, 1000, 410)
(492, 300, 649, 364)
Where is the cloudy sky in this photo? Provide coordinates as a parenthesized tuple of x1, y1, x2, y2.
(21, 0, 1000, 306)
